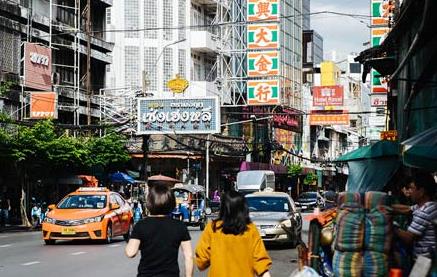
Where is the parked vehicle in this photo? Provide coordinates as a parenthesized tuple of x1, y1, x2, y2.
(245, 191, 302, 247)
(42, 187, 133, 245)
(295, 191, 325, 211)
(171, 184, 210, 230)
(236, 170, 275, 195)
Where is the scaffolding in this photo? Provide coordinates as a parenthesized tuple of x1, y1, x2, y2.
(214, 0, 248, 106)
(49, 0, 81, 126)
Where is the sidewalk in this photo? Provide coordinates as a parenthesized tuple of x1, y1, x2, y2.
(0, 224, 33, 233)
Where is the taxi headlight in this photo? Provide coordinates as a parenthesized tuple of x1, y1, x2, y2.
(83, 215, 104, 224)
(278, 219, 292, 228)
(44, 217, 56, 224)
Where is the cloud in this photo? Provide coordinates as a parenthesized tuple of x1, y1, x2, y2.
(310, 0, 370, 60)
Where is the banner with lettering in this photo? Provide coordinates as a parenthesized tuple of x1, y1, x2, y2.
(137, 97, 221, 134)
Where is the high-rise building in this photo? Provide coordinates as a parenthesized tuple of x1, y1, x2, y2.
(0, 0, 113, 124)
(303, 30, 323, 84)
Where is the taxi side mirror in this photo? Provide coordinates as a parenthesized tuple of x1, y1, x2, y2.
(111, 203, 120, 210)
(48, 204, 56, 210)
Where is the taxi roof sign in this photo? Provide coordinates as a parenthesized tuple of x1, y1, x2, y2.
(76, 187, 109, 192)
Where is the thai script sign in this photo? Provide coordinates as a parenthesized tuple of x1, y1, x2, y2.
(247, 51, 279, 77)
(312, 85, 344, 107)
(137, 97, 220, 135)
(247, 24, 279, 50)
(309, 113, 350, 126)
(30, 92, 57, 119)
(247, 0, 279, 22)
(247, 79, 279, 105)
(273, 106, 302, 133)
(24, 43, 52, 91)
(370, 94, 387, 106)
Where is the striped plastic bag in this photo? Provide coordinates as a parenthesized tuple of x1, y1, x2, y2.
(335, 206, 365, 252)
(362, 251, 388, 277)
(333, 251, 363, 277)
(364, 206, 393, 253)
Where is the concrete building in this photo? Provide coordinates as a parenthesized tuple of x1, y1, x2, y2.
(0, 0, 113, 124)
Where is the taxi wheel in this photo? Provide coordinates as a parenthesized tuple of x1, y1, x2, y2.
(124, 221, 133, 241)
(105, 223, 113, 244)
(44, 239, 56, 245)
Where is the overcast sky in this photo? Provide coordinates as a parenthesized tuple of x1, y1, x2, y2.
(310, 0, 370, 61)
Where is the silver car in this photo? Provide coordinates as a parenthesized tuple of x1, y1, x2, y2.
(246, 192, 302, 246)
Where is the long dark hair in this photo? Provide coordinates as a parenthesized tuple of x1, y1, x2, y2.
(212, 191, 251, 235)
(146, 183, 176, 215)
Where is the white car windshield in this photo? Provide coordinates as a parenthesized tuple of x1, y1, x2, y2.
(246, 197, 290, 212)
(57, 195, 107, 209)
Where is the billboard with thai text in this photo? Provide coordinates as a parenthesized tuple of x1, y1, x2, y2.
(137, 97, 221, 134)
(30, 91, 57, 119)
(24, 43, 52, 91)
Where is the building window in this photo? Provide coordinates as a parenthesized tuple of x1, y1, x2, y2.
(124, 46, 140, 86)
(350, 120, 357, 128)
(144, 0, 157, 39)
(178, 49, 186, 78)
(163, 48, 173, 91)
(163, 0, 173, 40)
(144, 47, 157, 90)
(106, 8, 111, 25)
(349, 63, 361, 74)
(125, 0, 139, 38)
(178, 0, 186, 40)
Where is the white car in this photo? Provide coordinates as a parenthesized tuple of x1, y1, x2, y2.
(246, 192, 302, 247)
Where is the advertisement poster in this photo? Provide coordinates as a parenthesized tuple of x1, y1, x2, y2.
(312, 85, 344, 107)
(24, 43, 52, 91)
(30, 92, 57, 119)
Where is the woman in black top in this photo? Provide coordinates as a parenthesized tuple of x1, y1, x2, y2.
(125, 183, 193, 277)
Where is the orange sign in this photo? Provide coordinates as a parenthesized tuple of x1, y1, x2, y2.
(380, 130, 397, 141)
(309, 113, 349, 126)
(30, 92, 57, 119)
(247, 51, 279, 77)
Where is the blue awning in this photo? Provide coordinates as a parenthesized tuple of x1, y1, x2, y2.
(109, 172, 135, 184)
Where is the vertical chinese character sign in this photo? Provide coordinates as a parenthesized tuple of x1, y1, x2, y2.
(247, 80, 279, 105)
(247, 51, 279, 77)
(247, 24, 279, 49)
(247, 0, 279, 22)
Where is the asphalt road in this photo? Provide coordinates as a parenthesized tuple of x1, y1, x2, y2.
(0, 214, 310, 277)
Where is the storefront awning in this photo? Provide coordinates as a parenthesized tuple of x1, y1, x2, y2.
(335, 141, 399, 162)
(402, 126, 437, 171)
(131, 153, 203, 160)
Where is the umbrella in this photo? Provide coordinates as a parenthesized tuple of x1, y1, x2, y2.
(402, 126, 437, 170)
(148, 174, 180, 183)
(109, 172, 135, 184)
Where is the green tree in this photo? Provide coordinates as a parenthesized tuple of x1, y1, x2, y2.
(0, 120, 131, 226)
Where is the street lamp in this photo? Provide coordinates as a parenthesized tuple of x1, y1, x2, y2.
(140, 38, 187, 182)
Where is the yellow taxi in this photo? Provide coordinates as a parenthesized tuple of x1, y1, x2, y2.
(42, 187, 133, 245)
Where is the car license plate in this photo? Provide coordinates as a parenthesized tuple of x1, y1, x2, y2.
(302, 206, 307, 210)
(259, 230, 266, 237)
(61, 227, 76, 235)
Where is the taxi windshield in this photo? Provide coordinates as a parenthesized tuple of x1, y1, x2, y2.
(57, 195, 107, 209)
(246, 196, 290, 212)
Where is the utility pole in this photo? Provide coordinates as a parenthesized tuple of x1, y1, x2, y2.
(140, 71, 150, 182)
(85, 0, 92, 125)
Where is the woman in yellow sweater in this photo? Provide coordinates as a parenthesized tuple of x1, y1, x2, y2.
(195, 191, 272, 277)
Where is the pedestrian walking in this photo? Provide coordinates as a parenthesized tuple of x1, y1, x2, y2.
(125, 183, 193, 277)
(132, 201, 143, 224)
(31, 202, 42, 229)
(0, 186, 11, 227)
(195, 190, 272, 277)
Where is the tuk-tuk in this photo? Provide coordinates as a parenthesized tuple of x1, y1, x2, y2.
(171, 184, 209, 230)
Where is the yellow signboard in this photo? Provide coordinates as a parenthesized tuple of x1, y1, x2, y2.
(166, 75, 189, 94)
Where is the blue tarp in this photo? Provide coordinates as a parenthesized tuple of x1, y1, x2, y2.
(109, 172, 135, 184)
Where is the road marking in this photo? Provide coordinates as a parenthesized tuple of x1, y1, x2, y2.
(0, 244, 11, 248)
(21, 261, 40, 266)
(108, 244, 121, 248)
(71, 251, 86, 256)
(0, 235, 8, 238)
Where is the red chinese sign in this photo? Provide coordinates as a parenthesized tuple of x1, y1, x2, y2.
(312, 86, 344, 107)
